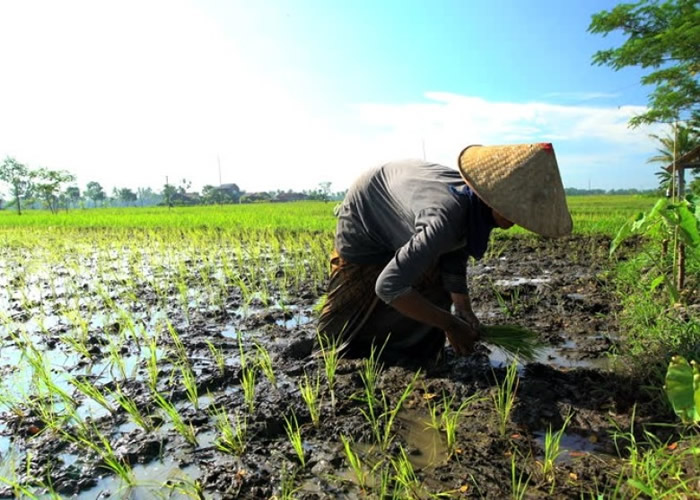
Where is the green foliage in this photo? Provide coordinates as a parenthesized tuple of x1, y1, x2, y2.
(648, 124, 700, 191)
(611, 196, 700, 254)
(85, 181, 106, 207)
(664, 355, 700, 424)
(610, 194, 699, 301)
(589, 0, 700, 125)
(33, 168, 76, 214)
(0, 157, 32, 215)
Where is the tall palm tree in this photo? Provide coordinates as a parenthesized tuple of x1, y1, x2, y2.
(648, 124, 700, 196)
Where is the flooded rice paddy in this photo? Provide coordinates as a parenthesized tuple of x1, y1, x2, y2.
(0, 231, 666, 498)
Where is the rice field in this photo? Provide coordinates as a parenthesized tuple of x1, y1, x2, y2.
(1, 195, 697, 499)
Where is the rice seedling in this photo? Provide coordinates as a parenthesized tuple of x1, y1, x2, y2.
(166, 475, 206, 500)
(211, 405, 247, 455)
(298, 370, 321, 427)
(179, 360, 199, 410)
(493, 285, 522, 318)
(106, 336, 128, 381)
(146, 337, 160, 391)
(166, 321, 187, 361)
(241, 363, 258, 415)
(108, 385, 155, 432)
(316, 330, 340, 409)
(375, 371, 420, 451)
(69, 422, 135, 487)
(0, 474, 39, 499)
(481, 324, 545, 362)
(69, 377, 114, 414)
(439, 392, 483, 456)
(539, 413, 573, 487)
(283, 413, 305, 467)
(278, 464, 300, 500)
(492, 360, 519, 437)
(152, 391, 198, 446)
(355, 344, 383, 441)
(340, 435, 367, 490)
(60, 330, 93, 360)
(510, 451, 531, 500)
(206, 340, 226, 376)
(254, 341, 276, 386)
(391, 445, 421, 498)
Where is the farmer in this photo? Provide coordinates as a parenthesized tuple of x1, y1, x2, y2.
(318, 143, 572, 361)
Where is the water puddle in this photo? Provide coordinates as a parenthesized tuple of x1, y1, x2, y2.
(275, 313, 312, 329)
(489, 339, 610, 372)
(533, 431, 601, 464)
(220, 325, 238, 339)
(397, 410, 448, 469)
(77, 457, 201, 499)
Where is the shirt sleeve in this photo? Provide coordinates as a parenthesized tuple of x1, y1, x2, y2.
(439, 247, 469, 295)
(375, 207, 463, 303)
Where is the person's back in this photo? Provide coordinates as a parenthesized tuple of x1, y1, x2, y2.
(335, 159, 467, 265)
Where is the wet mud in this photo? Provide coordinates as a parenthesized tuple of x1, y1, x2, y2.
(0, 235, 672, 498)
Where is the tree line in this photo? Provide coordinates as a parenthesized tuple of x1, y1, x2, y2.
(0, 157, 345, 214)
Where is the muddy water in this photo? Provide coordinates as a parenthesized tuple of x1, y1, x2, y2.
(0, 235, 665, 498)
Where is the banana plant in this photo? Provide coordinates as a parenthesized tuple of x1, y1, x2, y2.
(610, 194, 699, 302)
(664, 355, 699, 425)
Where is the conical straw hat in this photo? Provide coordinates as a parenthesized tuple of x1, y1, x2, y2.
(458, 143, 572, 237)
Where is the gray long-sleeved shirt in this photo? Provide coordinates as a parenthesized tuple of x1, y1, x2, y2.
(335, 160, 495, 303)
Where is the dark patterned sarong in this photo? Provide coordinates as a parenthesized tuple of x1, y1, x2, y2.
(318, 250, 449, 360)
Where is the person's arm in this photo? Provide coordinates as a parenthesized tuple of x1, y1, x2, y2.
(451, 291, 481, 332)
(390, 290, 479, 355)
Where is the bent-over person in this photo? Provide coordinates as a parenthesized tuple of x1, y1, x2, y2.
(318, 143, 572, 362)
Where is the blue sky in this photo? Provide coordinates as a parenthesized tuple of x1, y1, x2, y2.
(0, 0, 672, 193)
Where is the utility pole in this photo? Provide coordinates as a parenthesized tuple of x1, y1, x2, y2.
(421, 138, 426, 160)
(218, 155, 222, 186)
(165, 175, 171, 209)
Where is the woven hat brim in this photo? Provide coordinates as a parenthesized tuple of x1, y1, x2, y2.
(458, 144, 573, 238)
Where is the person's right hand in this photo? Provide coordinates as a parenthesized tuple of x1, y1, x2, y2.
(444, 315, 480, 356)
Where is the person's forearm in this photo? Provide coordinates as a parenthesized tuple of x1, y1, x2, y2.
(451, 291, 473, 314)
(389, 290, 456, 330)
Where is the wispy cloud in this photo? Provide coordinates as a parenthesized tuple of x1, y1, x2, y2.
(542, 91, 621, 101)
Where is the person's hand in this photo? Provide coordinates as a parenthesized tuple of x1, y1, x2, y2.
(444, 315, 480, 356)
(455, 307, 481, 332)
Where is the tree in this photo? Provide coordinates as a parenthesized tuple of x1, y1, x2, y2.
(648, 124, 700, 194)
(318, 181, 332, 202)
(34, 168, 76, 213)
(201, 185, 222, 204)
(85, 181, 106, 208)
(136, 187, 157, 206)
(161, 183, 176, 207)
(179, 178, 192, 194)
(64, 186, 81, 209)
(0, 157, 33, 215)
(588, 0, 700, 126)
(118, 188, 138, 206)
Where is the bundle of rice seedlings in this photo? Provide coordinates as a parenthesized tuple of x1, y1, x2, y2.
(480, 324, 546, 362)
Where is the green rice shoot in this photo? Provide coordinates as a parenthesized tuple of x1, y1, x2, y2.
(481, 324, 546, 362)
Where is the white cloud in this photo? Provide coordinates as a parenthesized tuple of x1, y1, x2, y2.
(542, 91, 621, 101)
(0, 2, 666, 194)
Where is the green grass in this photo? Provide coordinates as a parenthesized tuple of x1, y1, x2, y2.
(0, 202, 337, 231)
(0, 196, 654, 235)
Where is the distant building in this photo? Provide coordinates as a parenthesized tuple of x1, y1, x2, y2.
(214, 183, 241, 203)
(170, 191, 201, 205)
